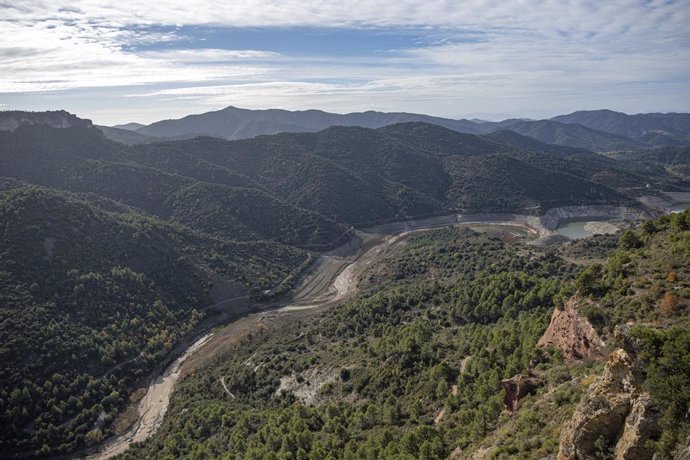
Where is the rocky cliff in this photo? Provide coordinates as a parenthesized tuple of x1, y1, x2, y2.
(538, 297, 605, 361)
(557, 328, 661, 460)
(0, 110, 92, 131)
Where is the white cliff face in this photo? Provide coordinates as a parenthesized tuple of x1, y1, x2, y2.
(0, 110, 92, 131)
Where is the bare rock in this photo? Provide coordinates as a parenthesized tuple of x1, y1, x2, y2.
(557, 349, 659, 460)
(502, 374, 539, 412)
(615, 393, 660, 460)
(0, 110, 92, 131)
(539, 297, 605, 361)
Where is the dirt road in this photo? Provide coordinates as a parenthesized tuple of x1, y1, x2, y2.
(80, 211, 586, 459)
(83, 334, 211, 459)
(81, 232, 386, 459)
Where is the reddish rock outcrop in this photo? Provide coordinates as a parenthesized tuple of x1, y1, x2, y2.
(538, 298, 605, 361)
(501, 374, 539, 412)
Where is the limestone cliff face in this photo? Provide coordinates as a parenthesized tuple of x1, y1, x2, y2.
(615, 393, 660, 460)
(557, 337, 660, 460)
(538, 298, 605, 362)
(0, 110, 92, 131)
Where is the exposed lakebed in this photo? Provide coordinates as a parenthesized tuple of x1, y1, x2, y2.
(556, 218, 620, 240)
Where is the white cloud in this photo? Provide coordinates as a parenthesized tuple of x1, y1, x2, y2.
(137, 49, 281, 62)
(3, 0, 688, 36)
(0, 19, 269, 92)
(1, 0, 688, 121)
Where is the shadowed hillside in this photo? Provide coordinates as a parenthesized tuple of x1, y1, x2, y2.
(0, 112, 688, 457)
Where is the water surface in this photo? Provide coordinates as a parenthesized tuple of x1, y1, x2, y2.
(556, 221, 593, 240)
(670, 203, 690, 213)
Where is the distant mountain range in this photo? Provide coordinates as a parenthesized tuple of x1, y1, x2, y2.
(102, 106, 690, 152)
(112, 122, 146, 130)
(0, 117, 632, 226)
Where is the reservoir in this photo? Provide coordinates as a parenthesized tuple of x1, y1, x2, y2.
(556, 218, 614, 240)
(556, 220, 592, 240)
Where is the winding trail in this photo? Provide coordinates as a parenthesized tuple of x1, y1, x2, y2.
(81, 227, 399, 459)
(219, 377, 235, 399)
(80, 208, 638, 459)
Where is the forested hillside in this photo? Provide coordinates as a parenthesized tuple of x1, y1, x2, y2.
(551, 110, 690, 146)
(0, 126, 350, 248)
(488, 119, 643, 151)
(127, 211, 690, 459)
(1, 113, 689, 458)
(125, 226, 577, 459)
(3, 119, 652, 228)
(108, 106, 690, 151)
(0, 186, 311, 456)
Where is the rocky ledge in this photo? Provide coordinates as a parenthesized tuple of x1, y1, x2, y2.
(538, 297, 605, 362)
(501, 374, 539, 412)
(0, 110, 92, 131)
(557, 328, 661, 460)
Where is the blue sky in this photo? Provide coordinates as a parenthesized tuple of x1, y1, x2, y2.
(1, 1, 689, 125)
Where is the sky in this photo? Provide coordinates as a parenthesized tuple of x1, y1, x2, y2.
(1, 0, 689, 125)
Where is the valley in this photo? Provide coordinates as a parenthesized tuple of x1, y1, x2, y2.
(80, 206, 652, 459)
(82, 213, 548, 458)
(4, 3, 690, 458)
(0, 110, 688, 459)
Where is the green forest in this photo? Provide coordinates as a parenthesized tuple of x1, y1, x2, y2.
(0, 186, 310, 455)
(1, 118, 689, 458)
(125, 213, 690, 459)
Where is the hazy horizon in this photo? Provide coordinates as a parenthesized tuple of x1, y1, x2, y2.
(5, 104, 690, 129)
(2, 1, 689, 125)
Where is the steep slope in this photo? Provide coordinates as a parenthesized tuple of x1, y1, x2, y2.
(3, 117, 643, 226)
(0, 186, 310, 456)
(442, 153, 629, 212)
(552, 211, 690, 459)
(0, 125, 350, 249)
(206, 124, 632, 217)
(125, 226, 577, 460)
(127, 212, 690, 460)
(484, 129, 596, 156)
(609, 145, 690, 168)
(484, 130, 685, 190)
(78, 120, 634, 226)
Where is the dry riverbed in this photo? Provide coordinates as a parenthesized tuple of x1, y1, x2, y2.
(81, 209, 635, 459)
